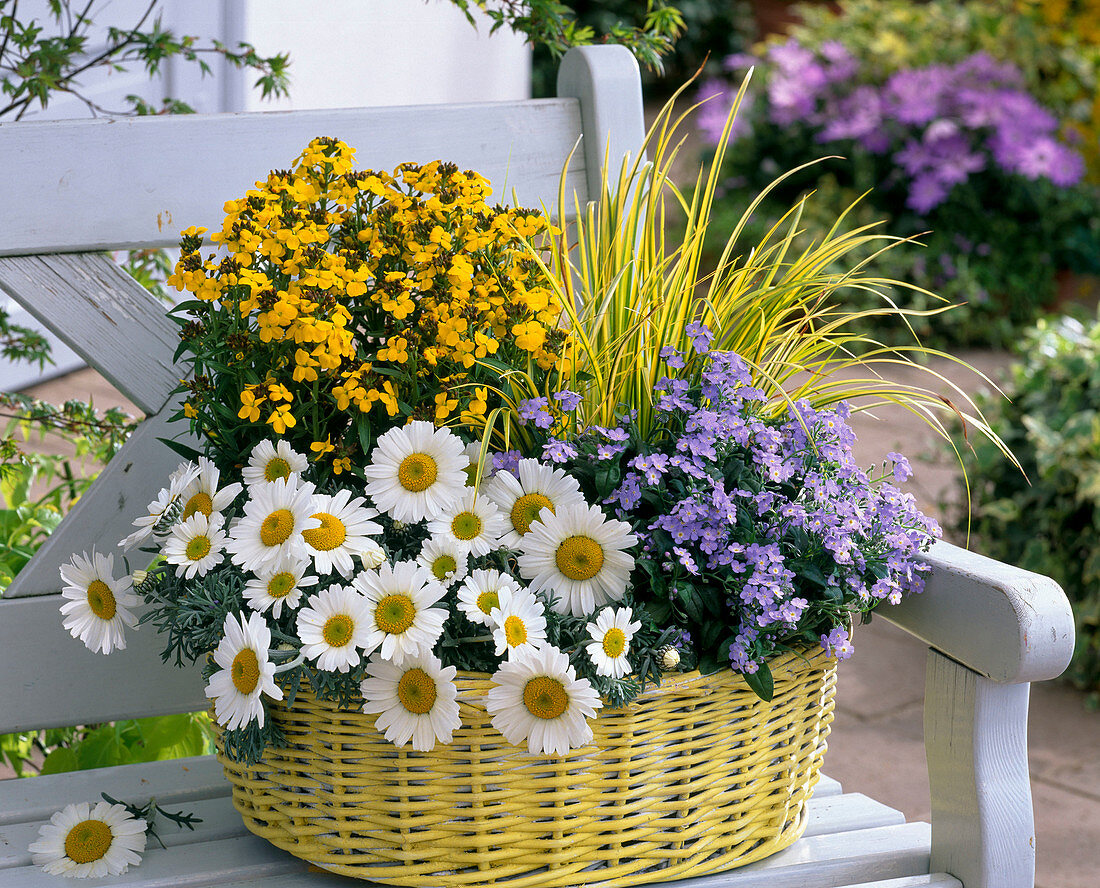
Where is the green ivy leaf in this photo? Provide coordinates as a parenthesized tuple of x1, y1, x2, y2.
(741, 661, 774, 702)
(40, 746, 79, 775)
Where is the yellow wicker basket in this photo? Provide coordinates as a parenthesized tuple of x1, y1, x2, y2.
(217, 647, 837, 887)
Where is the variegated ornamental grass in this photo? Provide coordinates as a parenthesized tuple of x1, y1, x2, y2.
(531, 73, 1010, 472)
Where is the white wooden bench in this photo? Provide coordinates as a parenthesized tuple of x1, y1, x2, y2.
(0, 46, 1075, 888)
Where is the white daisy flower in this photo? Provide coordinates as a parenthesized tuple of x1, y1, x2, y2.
(486, 645, 602, 756)
(58, 551, 140, 655)
(462, 440, 492, 486)
(117, 460, 200, 549)
(417, 536, 470, 587)
(205, 611, 283, 730)
(353, 561, 447, 665)
(162, 513, 227, 579)
(224, 476, 320, 572)
(359, 538, 387, 569)
(242, 439, 309, 488)
(302, 490, 384, 577)
(360, 651, 461, 751)
(243, 553, 318, 618)
(427, 490, 506, 556)
(585, 606, 642, 679)
(296, 584, 373, 673)
(457, 568, 523, 627)
(489, 584, 548, 659)
(484, 458, 586, 549)
(29, 800, 147, 879)
(178, 456, 243, 524)
(517, 503, 638, 617)
(363, 421, 467, 522)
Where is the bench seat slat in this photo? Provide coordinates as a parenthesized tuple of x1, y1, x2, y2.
(2, 822, 934, 888)
(0, 253, 183, 415)
(846, 876, 963, 888)
(0, 757, 226, 826)
(1, 754, 932, 888)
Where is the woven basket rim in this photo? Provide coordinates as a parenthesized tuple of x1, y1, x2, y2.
(278, 645, 829, 709)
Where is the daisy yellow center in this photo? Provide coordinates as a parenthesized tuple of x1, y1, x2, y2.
(397, 667, 438, 714)
(375, 594, 416, 634)
(260, 509, 295, 546)
(231, 648, 261, 695)
(86, 580, 116, 620)
(522, 676, 569, 720)
(602, 628, 627, 658)
(264, 457, 292, 482)
(267, 571, 296, 599)
(64, 819, 113, 864)
(397, 453, 437, 492)
(504, 615, 528, 647)
(450, 510, 482, 541)
(511, 493, 553, 535)
(185, 535, 212, 561)
(322, 614, 355, 647)
(431, 554, 457, 581)
(555, 535, 604, 582)
(181, 491, 213, 520)
(302, 512, 346, 551)
(476, 590, 499, 615)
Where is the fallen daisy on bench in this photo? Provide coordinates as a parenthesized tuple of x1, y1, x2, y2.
(49, 106, 1009, 887)
(28, 794, 201, 880)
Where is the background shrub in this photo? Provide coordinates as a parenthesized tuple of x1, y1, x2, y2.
(693, 0, 1100, 350)
(954, 314, 1100, 700)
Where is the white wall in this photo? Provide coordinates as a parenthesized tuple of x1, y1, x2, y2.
(239, 0, 531, 111)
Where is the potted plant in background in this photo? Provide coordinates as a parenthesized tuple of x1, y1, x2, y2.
(53, 82, 1005, 885)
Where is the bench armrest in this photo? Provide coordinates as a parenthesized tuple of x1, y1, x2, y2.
(880, 540, 1075, 683)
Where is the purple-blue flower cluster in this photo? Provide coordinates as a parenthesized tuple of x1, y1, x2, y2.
(566, 335, 940, 678)
(698, 43, 1085, 214)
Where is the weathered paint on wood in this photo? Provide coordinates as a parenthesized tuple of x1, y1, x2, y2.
(881, 540, 1074, 684)
(924, 650, 1035, 888)
(0, 253, 183, 415)
(0, 100, 587, 256)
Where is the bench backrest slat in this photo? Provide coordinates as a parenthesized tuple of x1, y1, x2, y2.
(0, 253, 185, 415)
(0, 100, 587, 256)
(0, 46, 646, 733)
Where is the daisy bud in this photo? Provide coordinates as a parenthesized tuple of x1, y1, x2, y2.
(660, 645, 681, 670)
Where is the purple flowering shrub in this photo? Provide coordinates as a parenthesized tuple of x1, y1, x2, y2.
(709, 44, 1085, 214)
(696, 41, 1100, 348)
(547, 333, 940, 698)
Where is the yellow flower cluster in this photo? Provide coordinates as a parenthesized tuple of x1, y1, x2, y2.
(167, 137, 565, 469)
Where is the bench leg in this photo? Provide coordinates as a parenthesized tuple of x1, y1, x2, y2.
(925, 649, 1035, 888)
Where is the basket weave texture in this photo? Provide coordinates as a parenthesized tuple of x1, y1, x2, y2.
(217, 647, 837, 887)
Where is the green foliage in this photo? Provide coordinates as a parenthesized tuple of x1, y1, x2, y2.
(0, 0, 290, 121)
(38, 714, 214, 774)
(2, 713, 214, 777)
(954, 314, 1100, 699)
(527, 0, 755, 97)
(0, 305, 51, 369)
(448, 0, 685, 98)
